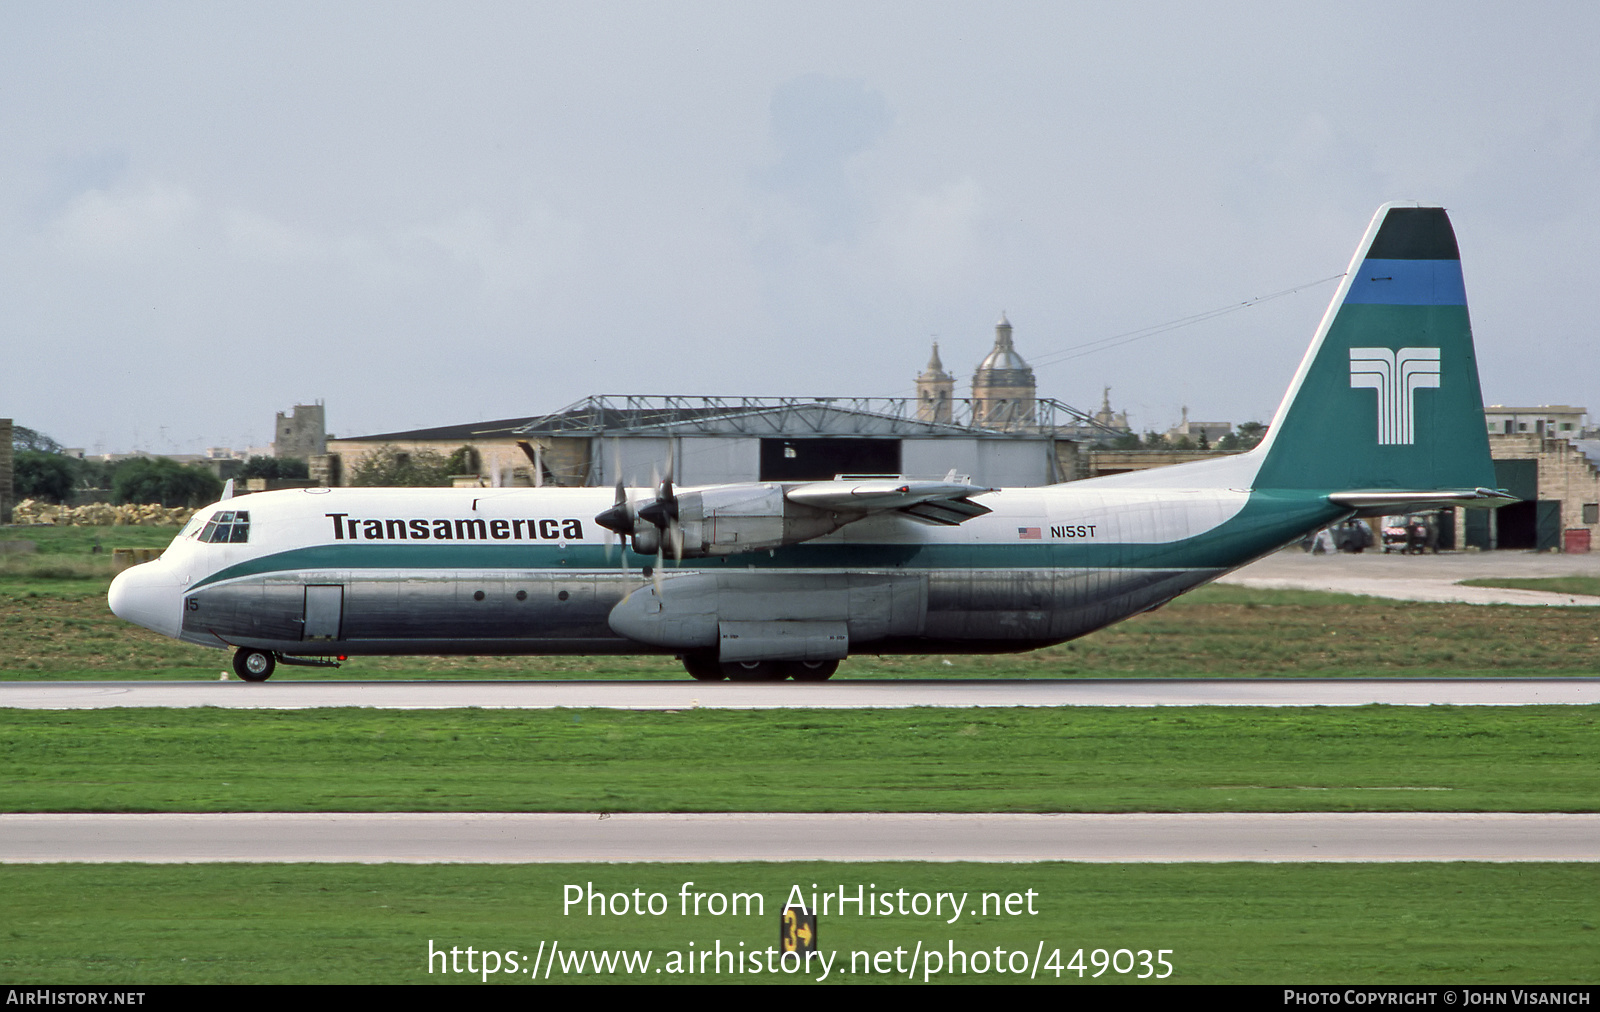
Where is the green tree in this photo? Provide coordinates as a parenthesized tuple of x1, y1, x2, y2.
(11, 425, 63, 454)
(72, 458, 117, 491)
(238, 456, 309, 480)
(444, 445, 479, 475)
(13, 451, 76, 503)
(111, 458, 224, 507)
(349, 445, 456, 487)
(1217, 421, 1268, 452)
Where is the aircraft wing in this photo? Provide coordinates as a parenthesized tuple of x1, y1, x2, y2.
(785, 479, 995, 526)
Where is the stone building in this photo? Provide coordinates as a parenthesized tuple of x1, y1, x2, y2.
(1451, 433, 1600, 552)
(1165, 407, 1233, 447)
(0, 418, 12, 523)
(1081, 447, 1241, 479)
(914, 316, 1118, 443)
(1091, 388, 1130, 433)
(1483, 404, 1588, 439)
(970, 313, 1037, 429)
(915, 343, 955, 424)
(273, 403, 326, 460)
(318, 416, 543, 490)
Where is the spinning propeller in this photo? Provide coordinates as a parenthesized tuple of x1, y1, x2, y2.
(591, 452, 683, 595)
(635, 459, 684, 563)
(595, 476, 638, 555)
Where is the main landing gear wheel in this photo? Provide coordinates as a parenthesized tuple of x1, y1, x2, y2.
(780, 659, 838, 681)
(679, 654, 840, 681)
(682, 652, 725, 681)
(232, 648, 276, 682)
(722, 660, 786, 682)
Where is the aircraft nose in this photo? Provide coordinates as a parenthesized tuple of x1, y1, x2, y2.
(108, 560, 184, 640)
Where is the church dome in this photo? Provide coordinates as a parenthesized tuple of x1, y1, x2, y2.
(977, 345, 1030, 373)
(974, 313, 1033, 382)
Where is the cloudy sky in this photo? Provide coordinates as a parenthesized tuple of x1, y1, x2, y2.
(3, 2, 1597, 454)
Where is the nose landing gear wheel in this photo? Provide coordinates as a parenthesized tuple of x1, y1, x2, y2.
(780, 659, 838, 681)
(232, 649, 276, 682)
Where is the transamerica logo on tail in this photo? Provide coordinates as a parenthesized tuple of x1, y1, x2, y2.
(1349, 347, 1440, 445)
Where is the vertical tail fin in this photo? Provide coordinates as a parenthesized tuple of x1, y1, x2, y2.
(1252, 203, 1495, 492)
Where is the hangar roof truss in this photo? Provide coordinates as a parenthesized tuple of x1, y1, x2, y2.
(513, 395, 1117, 439)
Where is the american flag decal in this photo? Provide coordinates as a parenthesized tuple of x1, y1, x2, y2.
(1017, 527, 1042, 539)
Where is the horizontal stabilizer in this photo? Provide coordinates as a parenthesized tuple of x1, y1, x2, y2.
(1327, 487, 1517, 517)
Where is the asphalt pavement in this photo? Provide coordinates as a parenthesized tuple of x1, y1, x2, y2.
(4, 812, 1594, 863)
(1217, 547, 1600, 605)
(2, 678, 1594, 709)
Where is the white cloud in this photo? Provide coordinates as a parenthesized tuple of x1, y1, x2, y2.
(48, 179, 585, 299)
(51, 181, 205, 257)
(6, 4, 1600, 448)
(874, 177, 985, 287)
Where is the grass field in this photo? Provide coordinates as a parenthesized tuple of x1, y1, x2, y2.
(5, 524, 1600, 679)
(3, 527, 1597, 986)
(2, 706, 1594, 813)
(2, 862, 1595, 984)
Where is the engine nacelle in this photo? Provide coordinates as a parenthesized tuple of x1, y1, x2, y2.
(619, 477, 992, 558)
(637, 484, 849, 558)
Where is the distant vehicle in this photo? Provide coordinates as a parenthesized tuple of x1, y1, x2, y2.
(1381, 517, 1408, 552)
(1382, 513, 1440, 554)
(110, 204, 1511, 682)
(1332, 519, 1374, 553)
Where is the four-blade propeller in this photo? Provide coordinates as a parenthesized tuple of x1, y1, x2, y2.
(591, 457, 683, 595)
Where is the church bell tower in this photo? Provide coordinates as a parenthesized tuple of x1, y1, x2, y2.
(916, 342, 955, 423)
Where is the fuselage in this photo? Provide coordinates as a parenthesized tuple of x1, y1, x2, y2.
(107, 476, 1345, 659)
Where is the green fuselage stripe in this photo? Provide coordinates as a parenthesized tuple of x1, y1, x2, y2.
(190, 492, 1346, 590)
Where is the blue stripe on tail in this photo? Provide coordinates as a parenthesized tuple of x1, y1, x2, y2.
(1344, 258, 1467, 306)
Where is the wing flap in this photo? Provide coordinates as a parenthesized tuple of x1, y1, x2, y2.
(897, 498, 994, 526)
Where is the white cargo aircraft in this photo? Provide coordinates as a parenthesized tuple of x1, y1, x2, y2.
(110, 204, 1509, 681)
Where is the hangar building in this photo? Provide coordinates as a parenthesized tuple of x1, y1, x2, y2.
(322, 394, 1107, 490)
(320, 316, 1119, 489)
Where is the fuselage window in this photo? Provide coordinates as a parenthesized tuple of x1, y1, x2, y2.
(199, 510, 251, 544)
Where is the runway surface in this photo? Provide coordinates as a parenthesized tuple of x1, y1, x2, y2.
(2, 678, 1596, 709)
(3, 812, 1593, 863)
(1218, 547, 1600, 605)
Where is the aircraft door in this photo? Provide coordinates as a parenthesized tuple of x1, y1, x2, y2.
(302, 584, 344, 641)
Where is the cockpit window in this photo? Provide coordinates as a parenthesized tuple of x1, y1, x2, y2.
(198, 510, 250, 544)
